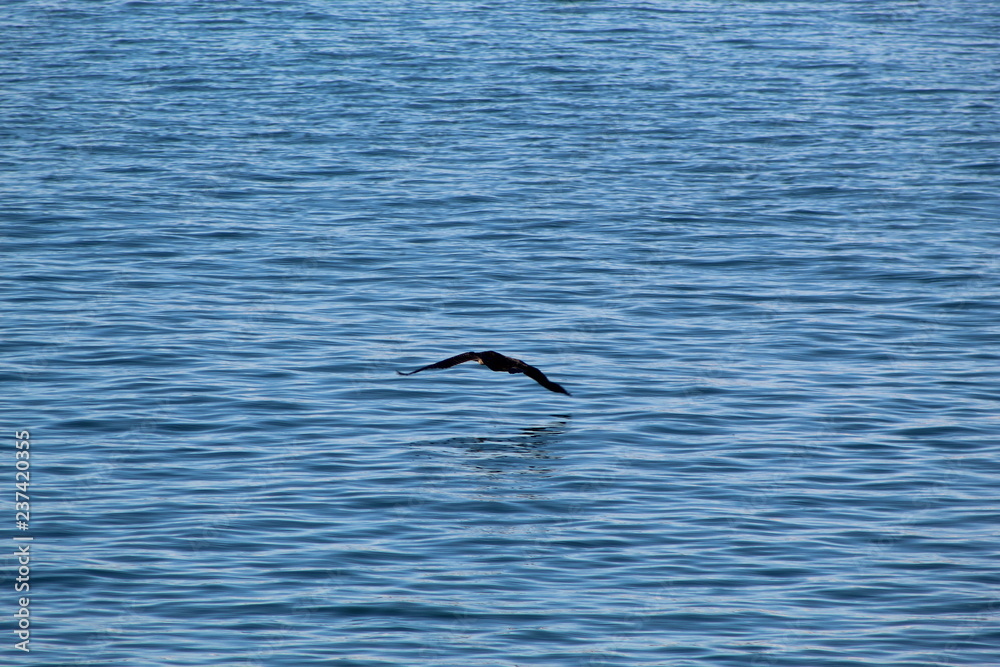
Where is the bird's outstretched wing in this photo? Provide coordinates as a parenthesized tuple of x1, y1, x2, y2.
(519, 361, 572, 395)
(396, 351, 480, 376)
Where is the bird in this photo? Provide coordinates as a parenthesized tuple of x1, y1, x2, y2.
(396, 350, 571, 395)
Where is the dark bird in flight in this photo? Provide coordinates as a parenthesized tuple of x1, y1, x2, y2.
(397, 350, 571, 395)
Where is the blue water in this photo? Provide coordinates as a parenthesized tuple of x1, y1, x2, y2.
(3, 1, 999, 665)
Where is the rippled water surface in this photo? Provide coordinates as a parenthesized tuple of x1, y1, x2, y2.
(3, 1, 999, 665)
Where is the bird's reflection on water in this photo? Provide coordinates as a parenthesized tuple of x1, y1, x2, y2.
(408, 415, 572, 473)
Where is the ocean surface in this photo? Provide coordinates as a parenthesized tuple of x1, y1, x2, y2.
(3, 1, 999, 665)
